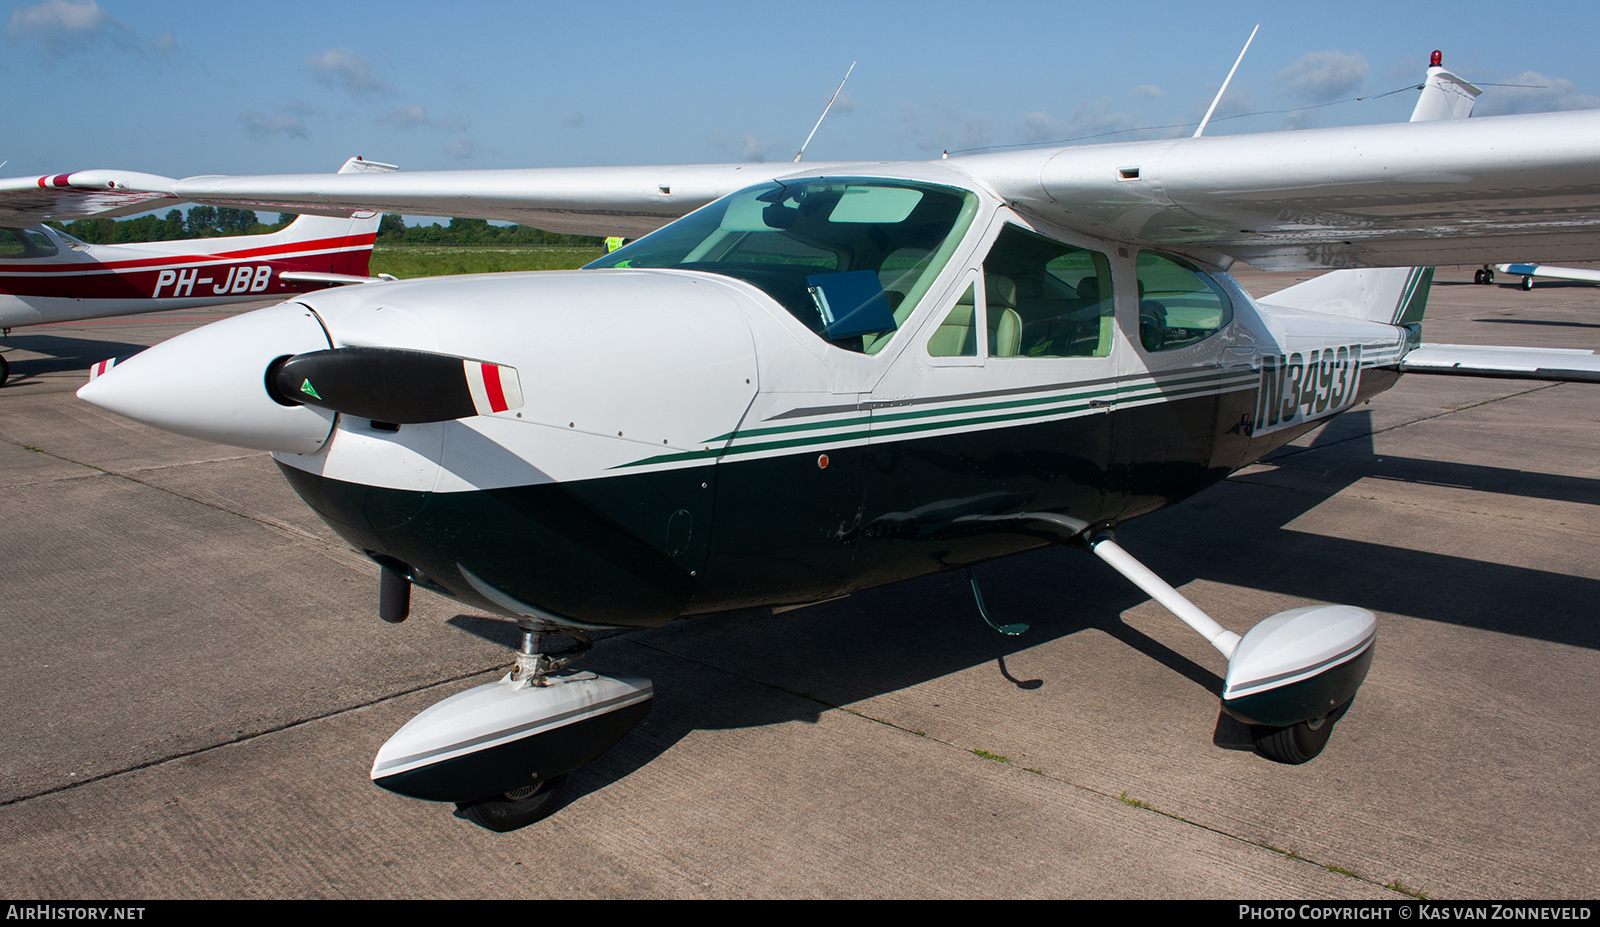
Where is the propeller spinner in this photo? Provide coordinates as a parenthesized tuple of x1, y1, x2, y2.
(78, 302, 523, 453)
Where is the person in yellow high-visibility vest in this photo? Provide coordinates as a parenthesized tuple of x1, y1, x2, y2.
(604, 236, 625, 253)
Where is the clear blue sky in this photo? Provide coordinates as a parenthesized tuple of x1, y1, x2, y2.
(7, 0, 1599, 181)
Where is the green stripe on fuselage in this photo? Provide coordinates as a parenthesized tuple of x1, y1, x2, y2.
(616, 368, 1258, 470)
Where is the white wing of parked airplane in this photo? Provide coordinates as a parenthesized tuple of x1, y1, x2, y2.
(0, 170, 182, 224)
(1494, 262, 1600, 289)
(0, 157, 395, 386)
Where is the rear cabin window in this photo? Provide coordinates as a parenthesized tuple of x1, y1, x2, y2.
(0, 228, 59, 258)
(1135, 251, 1233, 352)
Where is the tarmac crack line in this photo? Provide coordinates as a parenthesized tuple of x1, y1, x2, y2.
(1262, 381, 1563, 464)
(622, 635, 1423, 898)
(0, 665, 508, 810)
(0, 439, 376, 573)
(854, 701, 1426, 898)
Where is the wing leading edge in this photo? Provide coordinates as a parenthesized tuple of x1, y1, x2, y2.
(164, 109, 1600, 269)
(956, 109, 1600, 271)
(175, 161, 853, 239)
(0, 170, 182, 225)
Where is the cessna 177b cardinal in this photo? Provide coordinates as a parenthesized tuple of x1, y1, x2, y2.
(76, 53, 1600, 830)
(0, 157, 395, 386)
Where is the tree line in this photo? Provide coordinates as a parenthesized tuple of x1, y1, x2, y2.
(49, 207, 284, 244)
(47, 210, 602, 247)
(377, 215, 601, 247)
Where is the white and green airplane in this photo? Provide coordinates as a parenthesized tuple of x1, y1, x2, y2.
(76, 53, 1600, 830)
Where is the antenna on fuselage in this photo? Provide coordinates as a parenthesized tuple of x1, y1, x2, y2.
(1194, 24, 1259, 138)
(794, 61, 856, 162)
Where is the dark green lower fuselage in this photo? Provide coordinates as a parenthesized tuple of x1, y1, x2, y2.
(279, 369, 1399, 629)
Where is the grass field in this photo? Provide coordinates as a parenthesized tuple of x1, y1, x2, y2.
(369, 245, 605, 278)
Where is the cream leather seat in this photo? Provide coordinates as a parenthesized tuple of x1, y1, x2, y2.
(987, 275, 1021, 357)
(927, 275, 1022, 358)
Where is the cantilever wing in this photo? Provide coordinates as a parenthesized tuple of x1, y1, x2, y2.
(136, 109, 1600, 267)
(174, 161, 852, 238)
(955, 109, 1600, 271)
(0, 170, 182, 225)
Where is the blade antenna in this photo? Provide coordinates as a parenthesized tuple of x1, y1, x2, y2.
(794, 61, 856, 162)
(1194, 24, 1259, 138)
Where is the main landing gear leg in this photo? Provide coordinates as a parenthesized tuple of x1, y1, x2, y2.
(1082, 531, 1375, 764)
(370, 620, 652, 831)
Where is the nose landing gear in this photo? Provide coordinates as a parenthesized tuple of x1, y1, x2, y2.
(371, 622, 653, 831)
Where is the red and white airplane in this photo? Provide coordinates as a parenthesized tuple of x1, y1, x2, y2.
(0, 156, 394, 386)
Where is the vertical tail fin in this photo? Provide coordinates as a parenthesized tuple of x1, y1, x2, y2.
(1254, 54, 1477, 331)
(1409, 51, 1482, 123)
(274, 157, 396, 276)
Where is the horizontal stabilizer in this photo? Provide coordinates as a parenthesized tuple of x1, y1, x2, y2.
(1400, 344, 1600, 382)
(278, 271, 395, 286)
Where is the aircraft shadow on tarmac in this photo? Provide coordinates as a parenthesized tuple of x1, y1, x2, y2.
(0, 333, 146, 385)
(442, 407, 1600, 810)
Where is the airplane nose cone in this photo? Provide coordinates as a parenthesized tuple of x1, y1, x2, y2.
(77, 302, 338, 454)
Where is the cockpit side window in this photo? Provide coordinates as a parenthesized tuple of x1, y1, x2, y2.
(1134, 251, 1233, 352)
(587, 179, 980, 354)
(0, 228, 60, 259)
(981, 224, 1115, 359)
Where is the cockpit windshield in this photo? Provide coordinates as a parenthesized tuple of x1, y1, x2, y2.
(586, 178, 979, 353)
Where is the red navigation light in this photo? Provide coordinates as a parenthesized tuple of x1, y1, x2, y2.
(1431, 50, 1442, 67)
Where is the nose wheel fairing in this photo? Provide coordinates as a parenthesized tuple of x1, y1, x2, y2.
(372, 671, 653, 803)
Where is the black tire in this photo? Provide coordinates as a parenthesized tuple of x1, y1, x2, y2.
(1250, 700, 1351, 765)
(1474, 269, 1486, 285)
(455, 773, 567, 832)
(1522, 275, 1535, 291)
(0, 355, 8, 387)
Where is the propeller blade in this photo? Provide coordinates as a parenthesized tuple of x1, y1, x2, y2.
(87, 354, 139, 381)
(268, 347, 524, 424)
